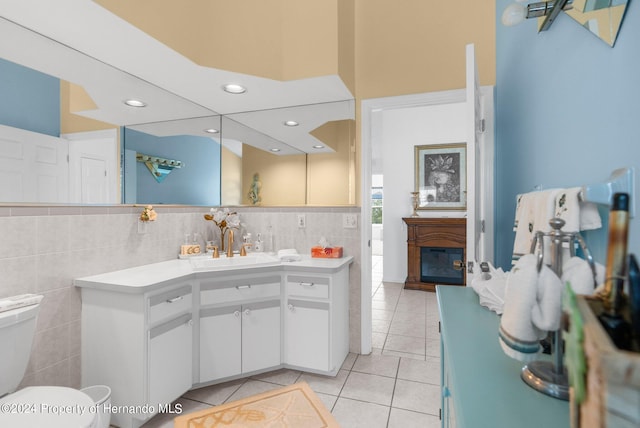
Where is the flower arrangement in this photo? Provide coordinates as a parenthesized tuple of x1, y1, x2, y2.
(204, 208, 240, 251)
(139, 205, 157, 222)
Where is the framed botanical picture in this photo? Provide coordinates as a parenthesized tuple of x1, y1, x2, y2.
(414, 143, 466, 210)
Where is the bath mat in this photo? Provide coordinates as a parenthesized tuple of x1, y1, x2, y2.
(173, 381, 339, 428)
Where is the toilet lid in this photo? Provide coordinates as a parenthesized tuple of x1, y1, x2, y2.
(0, 386, 96, 428)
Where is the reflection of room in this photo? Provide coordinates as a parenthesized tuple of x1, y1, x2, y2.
(1, 1, 638, 427)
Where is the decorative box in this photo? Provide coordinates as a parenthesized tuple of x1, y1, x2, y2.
(180, 244, 201, 256)
(311, 246, 343, 258)
(572, 296, 640, 428)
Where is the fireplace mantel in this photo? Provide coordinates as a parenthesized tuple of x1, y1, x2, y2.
(403, 217, 466, 292)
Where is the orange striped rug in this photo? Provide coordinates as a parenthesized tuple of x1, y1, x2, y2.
(174, 381, 340, 428)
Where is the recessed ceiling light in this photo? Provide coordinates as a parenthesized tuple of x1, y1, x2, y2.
(204, 128, 219, 134)
(284, 120, 299, 127)
(124, 99, 146, 107)
(270, 148, 281, 152)
(313, 145, 325, 149)
(223, 83, 247, 94)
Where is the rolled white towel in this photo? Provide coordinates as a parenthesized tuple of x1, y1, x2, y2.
(562, 257, 596, 295)
(499, 254, 563, 362)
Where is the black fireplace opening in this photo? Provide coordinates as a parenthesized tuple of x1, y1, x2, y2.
(420, 247, 464, 285)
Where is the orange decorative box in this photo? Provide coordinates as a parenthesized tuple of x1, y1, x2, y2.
(311, 246, 343, 258)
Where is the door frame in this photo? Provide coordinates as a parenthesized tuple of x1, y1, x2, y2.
(360, 87, 494, 354)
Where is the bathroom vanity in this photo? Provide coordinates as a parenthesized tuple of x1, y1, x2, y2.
(75, 255, 352, 428)
(437, 286, 569, 428)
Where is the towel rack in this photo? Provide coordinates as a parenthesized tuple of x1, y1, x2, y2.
(580, 167, 635, 218)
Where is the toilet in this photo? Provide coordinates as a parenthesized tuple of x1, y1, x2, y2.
(0, 294, 98, 428)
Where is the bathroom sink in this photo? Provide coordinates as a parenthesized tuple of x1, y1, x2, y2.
(189, 253, 280, 271)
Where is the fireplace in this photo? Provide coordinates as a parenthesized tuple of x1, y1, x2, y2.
(420, 247, 465, 285)
(403, 217, 466, 291)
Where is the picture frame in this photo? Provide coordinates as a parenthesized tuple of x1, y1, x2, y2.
(414, 143, 466, 210)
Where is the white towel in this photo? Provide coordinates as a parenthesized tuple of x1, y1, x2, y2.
(499, 254, 563, 362)
(512, 189, 561, 264)
(277, 248, 302, 262)
(562, 257, 596, 295)
(469, 261, 507, 314)
(579, 201, 602, 231)
(554, 187, 602, 232)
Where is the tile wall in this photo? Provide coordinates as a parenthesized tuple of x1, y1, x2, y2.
(0, 205, 361, 390)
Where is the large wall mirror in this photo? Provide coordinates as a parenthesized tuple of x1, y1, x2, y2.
(0, 12, 355, 207)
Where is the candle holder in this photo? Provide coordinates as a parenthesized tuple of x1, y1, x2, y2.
(410, 192, 420, 217)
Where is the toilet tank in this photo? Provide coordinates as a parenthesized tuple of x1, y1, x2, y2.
(0, 295, 43, 396)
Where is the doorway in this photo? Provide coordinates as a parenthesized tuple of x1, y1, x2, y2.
(361, 87, 494, 354)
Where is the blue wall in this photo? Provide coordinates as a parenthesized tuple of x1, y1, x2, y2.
(123, 128, 221, 206)
(495, 1, 640, 269)
(0, 58, 60, 136)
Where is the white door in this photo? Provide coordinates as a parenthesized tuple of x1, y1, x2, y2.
(65, 129, 119, 204)
(465, 44, 494, 264)
(0, 124, 69, 203)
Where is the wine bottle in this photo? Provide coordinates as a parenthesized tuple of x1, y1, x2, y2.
(628, 254, 640, 347)
(598, 192, 632, 349)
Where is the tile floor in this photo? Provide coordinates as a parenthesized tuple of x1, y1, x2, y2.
(138, 255, 441, 428)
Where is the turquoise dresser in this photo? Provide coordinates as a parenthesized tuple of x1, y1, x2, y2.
(437, 286, 569, 427)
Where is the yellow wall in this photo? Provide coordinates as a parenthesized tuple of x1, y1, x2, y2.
(96, 0, 344, 83)
(307, 120, 355, 205)
(354, 0, 495, 99)
(60, 81, 118, 134)
(94, 0, 496, 206)
(241, 146, 307, 206)
(221, 145, 243, 205)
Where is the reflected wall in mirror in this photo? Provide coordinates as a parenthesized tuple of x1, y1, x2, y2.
(0, 18, 356, 206)
(123, 116, 222, 205)
(221, 101, 355, 206)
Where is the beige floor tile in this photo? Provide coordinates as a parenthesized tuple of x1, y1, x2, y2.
(340, 371, 396, 406)
(352, 353, 400, 378)
(384, 334, 426, 355)
(381, 349, 427, 361)
(387, 407, 440, 428)
(392, 379, 440, 415)
(224, 379, 283, 403)
(298, 369, 349, 396)
(372, 331, 387, 348)
(425, 337, 441, 358)
(389, 318, 426, 338)
(397, 356, 441, 385)
(249, 368, 302, 385)
(372, 317, 392, 333)
(372, 308, 395, 321)
(331, 397, 390, 428)
(181, 378, 245, 405)
(341, 352, 358, 370)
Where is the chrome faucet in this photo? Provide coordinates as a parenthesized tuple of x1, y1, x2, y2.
(226, 229, 234, 258)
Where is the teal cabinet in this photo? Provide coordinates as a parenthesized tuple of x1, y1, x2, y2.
(437, 286, 569, 428)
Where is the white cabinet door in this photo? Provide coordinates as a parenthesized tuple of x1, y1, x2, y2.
(285, 300, 330, 372)
(242, 300, 281, 373)
(199, 306, 242, 382)
(148, 314, 192, 406)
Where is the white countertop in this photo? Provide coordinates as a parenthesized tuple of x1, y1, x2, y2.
(74, 254, 353, 294)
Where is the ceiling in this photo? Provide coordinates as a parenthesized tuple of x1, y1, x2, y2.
(0, 0, 354, 154)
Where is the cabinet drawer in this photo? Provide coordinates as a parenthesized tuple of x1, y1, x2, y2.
(287, 275, 330, 299)
(201, 275, 281, 306)
(148, 285, 192, 325)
